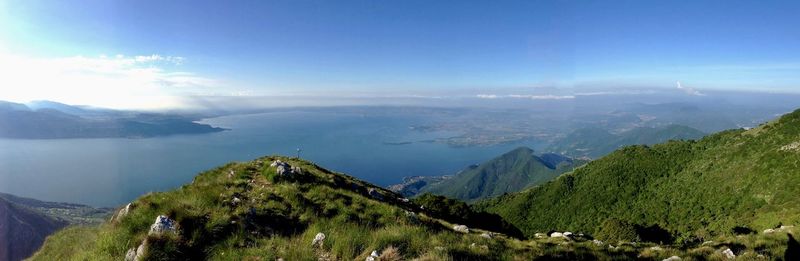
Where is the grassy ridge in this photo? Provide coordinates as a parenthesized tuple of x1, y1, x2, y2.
(478, 109, 800, 243)
(31, 157, 544, 260)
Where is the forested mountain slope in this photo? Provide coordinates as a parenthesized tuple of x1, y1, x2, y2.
(478, 109, 800, 242)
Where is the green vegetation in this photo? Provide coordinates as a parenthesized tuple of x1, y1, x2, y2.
(478, 109, 800, 246)
(546, 124, 706, 159)
(420, 147, 584, 202)
(31, 157, 544, 260)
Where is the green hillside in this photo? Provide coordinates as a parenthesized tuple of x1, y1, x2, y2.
(31, 156, 584, 260)
(420, 147, 583, 202)
(546, 124, 706, 159)
(478, 109, 800, 243)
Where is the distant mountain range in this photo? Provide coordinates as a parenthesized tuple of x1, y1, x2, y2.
(0, 193, 111, 261)
(410, 147, 585, 202)
(477, 108, 800, 241)
(546, 124, 706, 159)
(0, 100, 225, 139)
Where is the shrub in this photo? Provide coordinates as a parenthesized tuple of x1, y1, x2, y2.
(596, 218, 639, 243)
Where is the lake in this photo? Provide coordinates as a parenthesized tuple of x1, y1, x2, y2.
(0, 110, 537, 207)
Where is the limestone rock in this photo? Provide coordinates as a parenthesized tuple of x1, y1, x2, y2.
(453, 225, 469, 233)
(721, 248, 735, 259)
(662, 256, 681, 261)
(366, 250, 379, 261)
(149, 215, 177, 236)
(112, 203, 133, 222)
(312, 232, 326, 247)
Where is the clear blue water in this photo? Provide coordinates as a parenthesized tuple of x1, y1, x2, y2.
(0, 111, 538, 207)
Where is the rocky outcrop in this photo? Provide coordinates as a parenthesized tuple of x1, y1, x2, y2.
(111, 203, 133, 223)
(125, 215, 179, 261)
(312, 232, 326, 248)
(149, 215, 177, 236)
(721, 248, 735, 259)
(453, 225, 469, 233)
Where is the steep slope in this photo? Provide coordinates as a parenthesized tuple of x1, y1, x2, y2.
(420, 147, 583, 202)
(33, 153, 800, 260)
(31, 157, 539, 260)
(0, 198, 67, 261)
(478, 109, 800, 241)
(546, 124, 706, 159)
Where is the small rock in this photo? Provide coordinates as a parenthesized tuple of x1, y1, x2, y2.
(453, 225, 469, 233)
(534, 233, 547, 239)
(368, 188, 384, 201)
(232, 197, 241, 205)
(113, 203, 133, 222)
(125, 248, 137, 261)
(592, 239, 604, 246)
(365, 250, 379, 261)
(291, 166, 303, 174)
(764, 228, 776, 233)
(650, 246, 663, 251)
(401, 198, 410, 203)
(269, 160, 281, 167)
(563, 231, 573, 237)
(550, 232, 564, 238)
(480, 232, 493, 239)
(721, 248, 736, 259)
(780, 225, 795, 230)
(149, 215, 177, 236)
(312, 232, 326, 247)
(227, 170, 235, 179)
(125, 240, 147, 261)
(662, 256, 681, 261)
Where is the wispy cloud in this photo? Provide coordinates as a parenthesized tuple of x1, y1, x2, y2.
(476, 94, 575, 100)
(0, 53, 218, 109)
(676, 81, 705, 96)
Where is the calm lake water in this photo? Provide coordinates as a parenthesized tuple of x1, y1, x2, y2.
(0, 111, 536, 207)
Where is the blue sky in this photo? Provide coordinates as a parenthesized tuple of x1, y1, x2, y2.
(1, 0, 799, 109)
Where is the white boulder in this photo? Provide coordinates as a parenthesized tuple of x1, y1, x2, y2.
(366, 250, 380, 261)
(550, 232, 564, 238)
(124, 240, 147, 261)
(721, 248, 736, 259)
(312, 232, 326, 247)
(113, 203, 133, 222)
(149, 215, 177, 236)
(453, 225, 470, 233)
(534, 233, 547, 239)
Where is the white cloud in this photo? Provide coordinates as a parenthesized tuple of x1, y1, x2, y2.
(0, 53, 217, 109)
(475, 94, 575, 100)
(676, 81, 705, 96)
